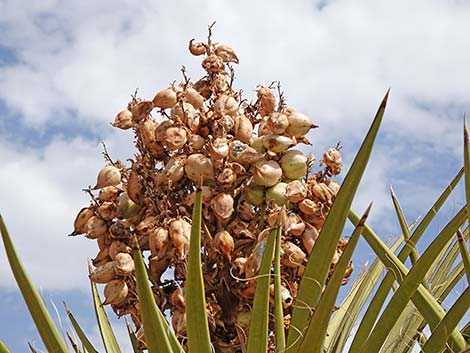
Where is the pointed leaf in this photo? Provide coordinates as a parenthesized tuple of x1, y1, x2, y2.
(125, 318, 143, 353)
(0, 216, 69, 353)
(287, 90, 389, 352)
(0, 340, 11, 353)
(247, 229, 277, 353)
(186, 190, 212, 353)
(299, 205, 371, 353)
(457, 230, 470, 284)
(66, 332, 84, 353)
(464, 117, 470, 229)
(64, 302, 98, 353)
(273, 226, 285, 353)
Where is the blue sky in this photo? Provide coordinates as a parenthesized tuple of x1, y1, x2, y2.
(1, 0, 470, 351)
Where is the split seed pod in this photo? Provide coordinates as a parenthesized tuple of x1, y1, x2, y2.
(209, 137, 230, 160)
(149, 227, 169, 258)
(185, 154, 215, 182)
(115, 253, 135, 276)
(98, 186, 121, 203)
(213, 230, 235, 261)
(269, 284, 293, 309)
(321, 147, 342, 175)
(171, 102, 196, 123)
(85, 216, 108, 239)
(298, 198, 320, 215)
(257, 86, 275, 117)
(214, 44, 239, 64)
(169, 218, 191, 259)
(281, 241, 306, 268)
(267, 112, 289, 134)
(113, 110, 134, 130)
(153, 88, 177, 109)
(129, 100, 154, 122)
(211, 193, 234, 222)
(284, 212, 305, 237)
(229, 140, 264, 164)
(188, 39, 207, 56)
(127, 170, 143, 205)
(71, 207, 95, 236)
(165, 126, 187, 151)
(202, 54, 225, 73)
(103, 279, 129, 305)
(109, 240, 132, 260)
(286, 180, 308, 203)
(93, 165, 121, 189)
(98, 202, 117, 220)
(90, 261, 117, 283)
(214, 94, 239, 117)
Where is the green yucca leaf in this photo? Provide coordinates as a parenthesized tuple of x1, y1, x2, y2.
(360, 206, 468, 353)
(457, 230, 470, 284)
(0, 340, 12, 353)
(390, 186, 419, 265)
(0, 215, 70, 353)
(125, 318, 143, 353)
(464, 117, 470, 229)
(348, 167, 464, 353)
(287, 90, 389, 352)
(186, 190, 212, 353)
(421, 288, 470, 353)
(273, 226, 285, 353)
(299, 204, 371, 353)
(247, 229, 277, 353)
(66, 332, 84, 353)
(64, 302, 98, 353)
(89, 279, 122, 353)
(133, 248, 175, 353)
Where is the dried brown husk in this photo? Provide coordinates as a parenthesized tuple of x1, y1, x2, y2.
(85, 216, 108, 239)
(93, 165, 121, 190)
(281, 241, 306, 268)
(184, 86, 205, 109)
(202, 54, 225, 73)
(71, 207, 95, 235)
(185, 153, 215, 182)
(169, 218, 191, 259)
(211, 193, 234, 222)
(103, 279, 129, 305)
(189, 39, 207, 56)
(257, 86, 275, 117)
(214, 44, 239, 64)
(127, 170, 143, 205)
(129, 100, 154, 122)
(285, 180, 308, 203)
(153, 88, 177, 109)
(98, 202, 117, 220)
(229, 140, 264, 164)
(149, 227, 169, 258)
(115, 253, 135, 276)
(213, 230, 235, 260)
(164, 126, 187, 151)
(321, 147, 342, 175)
(90, 261, 117, 283)
(98, 186, 122, 203)
(113, 110, 134, 130)
(109, 240, 132, 260)
(234, 115, 253, 143)
(214, 94, 239, 117)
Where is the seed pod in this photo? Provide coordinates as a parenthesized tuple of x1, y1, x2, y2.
(257, 86, 275, 117)
(280, 150, 308, 180)
(184, 154, 215, 182)
(169, 218, 191, 259)
(193, 78, 212, 99)
(269, 284, 293, 309)
(312, 182, 335, 203)
(326, 179, 340, 196)
(214, 94, 238, 117)
(115, 253, 135, 276)
(253, 160, 282, 187)
(302, 224, 319, 254)
(171, 102, 196, 123)
(129, 100, 154, 122)
(92, 247, 110, 267)
(116, 192, 140, 220)
(237, 200, 256, 222)
(245, 238, 267, 279)
(267, 112, 289, 134)
(98, 186, 121, 202)
(113, 109, 134, 130)
(148, 227, 169, 257)
(188, 39, 207, 56)
(281, 241, 306, 267)
(217, 167, 237, 189)
(184, 87, 205, 109)
(321, 147, 342, 175)
(164, 126, 187, 151)
(138, 118, 158, 147)
(149, 255, 171, 283)
(164, 155, 186, 185)
(155, 120, 174, 142)
(257, 118, 271, 137)
(153, 88, 177, 109)
(266, 182, 288, 206)
(172, 309, 187, 336)
(90, 261, 117, 283)
(136, 216, 157, 236)
(170, 287, 186, 308)
(211, 193, 234, 222)
(298, 198, 320, 215)
(233, 257, 248, 275)
(213, 72, 229, 94)
(284, 212, 305, 237)
(209, 137, 229, 159)
(286, 110, 318, 137)
(98, 202, 117, 220)
(263, 134, 295, 153)
(127, 170, 143, 205)
(202, 54, 225, 73)
(71, 207, 95, 236)
(215, 44, 239, 63)
(286, 180, 308, 203)
(243, 183, 265, 206)
(229, 140, 264, 164)
(109, 220, 131, 240)
(234, 115, 253, 143)
(109, 240, 132, 260)
(93, 165, 121, 189)
(103, 279, 129, 305)
(85, 216, 107, 239)
(213, 230, 235, 260)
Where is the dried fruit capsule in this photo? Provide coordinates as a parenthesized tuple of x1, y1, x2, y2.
(213, 230, 235, 260)
(214, 94, 238, 117)
(302, 224, 319, 254)
(286, 110, 318, 137)
(103, 279, 129, 305)
(164, 127, 187, 151)
(189, 39, 206, 56)
(153, 88, 177, 109)
(98, 186, 121, 203)
(184, 87, 205, 109)
(85, 216, 108, 239)
(214, 44, 239, 63)
(281, 241, 306, 267)
(257, 86, 275, 117)
(285, 180, 308, 203)
(93, 165, 121, 189)
(71, 207, 95, 236)
(148, 227, 169, 258)
(266, 182, 288, 206)
(211, 193, 234, 222)
(280, 150, 308, 180)
(321, 147, 342, 175)
(184, 154, 215, 182)
(253, 160, 282, 187)
(262, 134, 295, 153)
(169, 218, 191, 259)
(267, 112, 289, 134)
(115, 253, 135, 276)
(90, 261, 117, 283)
(109, 240, 131, 260)
(113, 110, 134, 130)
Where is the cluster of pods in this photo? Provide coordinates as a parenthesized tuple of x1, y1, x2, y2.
(71, 30, 352, 352)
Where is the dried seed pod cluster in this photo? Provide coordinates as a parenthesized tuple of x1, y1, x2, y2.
(71, 29, 351, 353)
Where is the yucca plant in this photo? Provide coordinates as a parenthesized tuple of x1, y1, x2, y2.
(1, 28, 470, 353)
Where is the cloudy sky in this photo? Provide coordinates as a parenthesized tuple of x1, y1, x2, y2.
(1, 0, 470, 351)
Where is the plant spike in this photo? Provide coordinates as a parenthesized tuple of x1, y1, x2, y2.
(273, 226, 286, 353)
(0, 215, 70, 353)
(66, 331, 84, 353)
(457, 230, 470, 284)
(464, 115, 470, 230)
(0, 340, 11, 353)
(287, 90, 389, 352)
(125, 318, 143, 353)
(63, 302, 99, 353)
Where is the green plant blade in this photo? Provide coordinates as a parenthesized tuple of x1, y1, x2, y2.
(287, 90, 389, 352)
(64, 302, 98, 353)
(360, 206, 468, 353)
(457, 230, 470, 284)
(133, 248, 175, 353)
(0, 340, 12, 353)
(273, 226, 285, 353)
(299, 204, 370, 353)
(247, 229, 277, 353)
(186, 190, 212, 353)
(27, 342, 38, 353)
(421, 288, 470, 353)
(125, 318, 143, 353)
(66, 332, 84, 353)
(89, 278, 122, 353)
(464, 117, 470, 229)
(0, 215, 69, 353)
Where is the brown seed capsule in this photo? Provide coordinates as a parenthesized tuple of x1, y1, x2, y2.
(234, 115, 253, 143)
(286, 180, 308, 203)
(103, 279, 129, 305)
(109, 240, 132, 260)
(213, 230, 235, 261)
(172, 309, 187, 336)
(217, 167, 237, 189)
(267, 112, 289, 134)
(109, 220, 131, 240)
(190, 135, 205, 150)
(245, 238, 267, 279)
(129, 100, 153, 122)
(171, 102, 196, 123)
(164, 126, 187, 151)
(321, 148, 342, 175)
(211, 193, 234, 222)
(188, 39, 207, 56)
(284, 212, 305, 237)
(164, 155, 186, 185)
(98, 202, 117, 220)
(113, 109, 134, 130)
(312, 182, 335, 203)
(229, 140, 264, 164)
(135, 216, 157, 236)
(214, 94, 238, 117)
(184, 87, 205, 109)
(116, 192, 140, 220)
(138, 118, 158, 147)
(286, 110, 318, 137)
(262, 134, 295, 153)
(302, 224, 319, 254)
(213, 72, 229, 93)
(115, 253, 135, 276)
(233, 257, 248, 275)
(93, 165, 121, 189)
(153, 88, 177, 109)
(148, 227, 169, 258)
(257, 86, 276, 117)
(170, 287, 186, 308)
(215, 44, 239, 64)
(169, 218, 191, 259)
(85, 216, 107, 239)
(98, 186, 121, 202)
(202, 54, 225, 73)
(71, 207, 95, 236)
(155, 120, 174, 142)
(253, 160, 282, 187)
(237, 200, 256, 222)
(92, 247, 110, 267)
(281, 241, 306, 267)
(193, 78, 212, 99)
(90, 261, 117, 283)
(298, 198, 320, 215)
(269, 284, 293, 309)
(184, 153, 215, 182)
(326, 179, 340, 196)
(209, 137, 230, 160)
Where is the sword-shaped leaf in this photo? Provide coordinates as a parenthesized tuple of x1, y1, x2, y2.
(0, 340, 11, 353)
(273, 226, 285, 353)
(64, 302, 98, 353)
